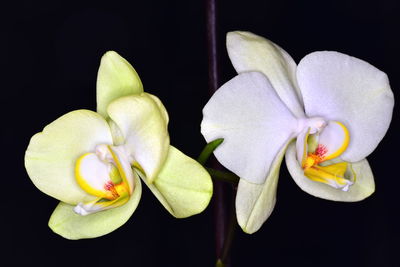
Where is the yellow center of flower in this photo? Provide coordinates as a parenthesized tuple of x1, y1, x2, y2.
(73, 144, 135, 215)
(299, 121, 355, 191)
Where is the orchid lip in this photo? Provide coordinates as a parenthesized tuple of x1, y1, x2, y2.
(297, 120, 354, 191)
(73, 144, 135, 215)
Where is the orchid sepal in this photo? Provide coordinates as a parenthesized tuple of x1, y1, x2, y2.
(140, 146, 213, 218)
(226, 31, 305, 118)
(236, 141, 290, 234)
(97, 51, 143, 118)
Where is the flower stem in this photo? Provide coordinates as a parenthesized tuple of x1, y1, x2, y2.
(206, 168, 239, 184)
(205, 0, 220, 94)
(197, 138, 224, 165)
(205, 0, 235, 266)
(219, 191, 237, 265)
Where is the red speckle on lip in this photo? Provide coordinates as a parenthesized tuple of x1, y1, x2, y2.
(315, 144, 328, 157)
(104, 181, 114, 191)
(104, 181, 119, 199)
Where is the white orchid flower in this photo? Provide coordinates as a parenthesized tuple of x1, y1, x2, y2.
(25, 51, 212, 239)
(201, 31, 394, 234)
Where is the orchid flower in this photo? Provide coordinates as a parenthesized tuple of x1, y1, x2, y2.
(25, 51, 213, 239)
(201, 31, 394, 234)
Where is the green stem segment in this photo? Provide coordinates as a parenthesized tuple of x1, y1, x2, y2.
(197, 138, 224, 165)
(197, 138, 239, 184)
(206, 168, 239, 184)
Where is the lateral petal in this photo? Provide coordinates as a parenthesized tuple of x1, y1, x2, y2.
(227, 31, 305, 117)
(286, 142, 375, 201)
(297, 51, 394, 162)
(201, 72, 298, 184)
(25, 110, 113, 204)
(107, 93, 170, 183)
(96, 51, 143, 118)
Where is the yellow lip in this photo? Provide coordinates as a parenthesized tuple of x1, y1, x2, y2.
(301, 121, 353, 191)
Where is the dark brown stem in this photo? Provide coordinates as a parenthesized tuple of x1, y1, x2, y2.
(220, 190, 237, 264)
(205, 1, 234, 266)
(206, 0, 220, 94)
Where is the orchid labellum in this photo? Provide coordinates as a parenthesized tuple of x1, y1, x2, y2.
(201, 31, 394, 234)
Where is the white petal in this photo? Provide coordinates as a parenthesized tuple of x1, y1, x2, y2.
(286, 142, 375, 201)
(227, 31, 305, 117)
(297, 51, 394, 162)
(235, 142, 288, 234)
(201, 72, 298, 184)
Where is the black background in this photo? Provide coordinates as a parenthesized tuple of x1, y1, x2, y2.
(3, 0, 399, 266)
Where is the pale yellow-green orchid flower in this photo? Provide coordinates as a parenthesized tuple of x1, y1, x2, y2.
(25, 51, 212, 239)
(201, 31, 394, 234)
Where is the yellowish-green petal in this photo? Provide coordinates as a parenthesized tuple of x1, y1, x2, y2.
(25, 110, 113, 204)
(49, 175, 142, 240)
(285, 142, 375, 201)
(96, 51, 144, 118)
(235, 142, 289, 234)
(147, 93, 169, 124)
(141, 146, 213, 218)
(107, 93, 170, 183)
